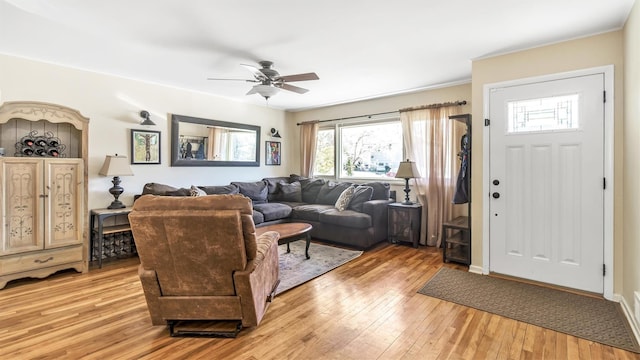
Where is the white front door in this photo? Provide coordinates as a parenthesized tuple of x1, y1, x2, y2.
(489, 74, 604, 293)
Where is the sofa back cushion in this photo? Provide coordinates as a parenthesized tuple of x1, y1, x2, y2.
(315, 181, 353, 205)
(263, 177, 290, 201)
(362, 182, 391, 200)
(300, 178, 325, 203)
(199, 184, 239, 195)
(348, 185, 374, 212)
(279, 181, 302, 202)
(231, 181, 269, 204)
(142, 182, 178, 196)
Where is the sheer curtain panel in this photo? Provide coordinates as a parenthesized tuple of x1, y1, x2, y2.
(401, 107, 466, 246)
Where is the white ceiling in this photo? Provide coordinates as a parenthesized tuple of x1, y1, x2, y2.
(0, 0, 635, 111)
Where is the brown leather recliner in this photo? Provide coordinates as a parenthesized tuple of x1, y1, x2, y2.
(128, 194, 280, 334)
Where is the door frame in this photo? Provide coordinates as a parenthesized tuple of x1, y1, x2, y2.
(482, 65, 614, 299)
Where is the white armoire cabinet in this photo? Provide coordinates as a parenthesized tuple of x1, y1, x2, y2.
(0, 102, 88, 289)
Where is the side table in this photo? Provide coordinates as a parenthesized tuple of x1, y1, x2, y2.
(442, 216, 470, 265)
(90, 207, 133, 268)
(388, 202, 423, 248)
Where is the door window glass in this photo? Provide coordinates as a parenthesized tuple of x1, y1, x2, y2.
(507, 94, 579, 133)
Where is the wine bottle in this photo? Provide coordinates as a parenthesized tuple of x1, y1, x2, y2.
(22, 147, 34, 156)
(35, 137, 47, 147)
(47, 148, 59, 157)
(35, 147, 46, 156)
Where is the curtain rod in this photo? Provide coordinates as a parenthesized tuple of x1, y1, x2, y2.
(296, 110, 398, 126)
(398, 100, 467, 113)
(296, 100, 467, 126)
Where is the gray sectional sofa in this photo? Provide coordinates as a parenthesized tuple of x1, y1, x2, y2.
(140, 175, 394, 249)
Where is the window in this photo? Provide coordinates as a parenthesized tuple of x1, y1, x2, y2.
(507, 94, 579, 133)
(314, 128, 335, 176)
(313, 119, 404, 180)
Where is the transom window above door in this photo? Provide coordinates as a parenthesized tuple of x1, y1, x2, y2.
(507, 94, 579, 133)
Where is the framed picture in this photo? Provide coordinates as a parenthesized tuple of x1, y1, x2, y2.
(131, 129, 161, 164)
(265, 141, 281, 166)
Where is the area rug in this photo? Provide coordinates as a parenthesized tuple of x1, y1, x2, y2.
(276, 241, 362, 295)
(418, 267, 640, 353)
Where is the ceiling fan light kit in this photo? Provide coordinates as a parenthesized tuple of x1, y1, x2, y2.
(247, 84, 280, 99)
(209, 60, 319, 101)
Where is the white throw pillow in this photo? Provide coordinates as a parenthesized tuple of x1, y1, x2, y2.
(190, 185, 207, 197)
(334, 186, 355, 211)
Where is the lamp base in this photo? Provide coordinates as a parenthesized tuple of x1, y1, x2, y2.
(107, 176, 126, 209)
(402, 178, 412, 205)
(107, 200, 126, 209)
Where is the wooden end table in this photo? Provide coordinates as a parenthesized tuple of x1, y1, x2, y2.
(256, 222, 313, 259)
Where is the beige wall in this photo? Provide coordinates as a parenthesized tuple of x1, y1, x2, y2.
(0, 54, 298, 210)
(623, 1, 640, 320)
(471, 31, 625, 290)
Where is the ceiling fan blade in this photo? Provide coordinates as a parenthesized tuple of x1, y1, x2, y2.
(240, 64, 269, 81)
(280, 83, 309, 94)
(207, 77, 258, 82)
(278, 72, 319, 82)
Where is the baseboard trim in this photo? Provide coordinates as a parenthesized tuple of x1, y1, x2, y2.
(468, 264, 483, 274)
(618, 293, 640, 347)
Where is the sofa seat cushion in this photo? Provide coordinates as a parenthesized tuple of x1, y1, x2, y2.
(291, 204, 335, 222)
(319, 209, 372, 229)
(252, 210, 265, 225)
(253, 203, 292, 222)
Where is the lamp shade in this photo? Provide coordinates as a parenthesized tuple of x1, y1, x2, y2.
(99, 155, 134, 177)
(395, 159, 420, 179)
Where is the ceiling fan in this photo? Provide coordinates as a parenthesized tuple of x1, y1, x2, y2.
(208, 61, 319, 100)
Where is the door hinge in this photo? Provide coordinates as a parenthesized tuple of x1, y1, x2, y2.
(484, 118, 490, 126)
(603, 91, 607, 103)
(603, 264, 606, 276)
(603, 177, 606, 190)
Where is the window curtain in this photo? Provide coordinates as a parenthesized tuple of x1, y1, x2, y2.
(207, 127, 226, 160)
(401, 106, 466, 246)
(299, 122, 319, 177)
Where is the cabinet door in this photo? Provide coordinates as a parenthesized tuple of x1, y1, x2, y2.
(44, 159, 84, 249)
(0, 158, 44, 255)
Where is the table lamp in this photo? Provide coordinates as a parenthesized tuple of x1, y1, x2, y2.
(99, 154, 134, 209)
(395, 159, 420, 205)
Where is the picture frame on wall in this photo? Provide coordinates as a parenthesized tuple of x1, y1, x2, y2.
(265, 141, 281, 166)
(131, 129, 161, 164)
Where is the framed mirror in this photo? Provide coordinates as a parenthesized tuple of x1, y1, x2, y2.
(170, 114, 260, 167)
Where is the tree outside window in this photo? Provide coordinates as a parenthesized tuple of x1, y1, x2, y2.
(313, 120, 403, 179)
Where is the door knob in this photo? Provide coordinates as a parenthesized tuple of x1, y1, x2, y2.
(493, 179, 500, 186)
(492, 192, 500, 199)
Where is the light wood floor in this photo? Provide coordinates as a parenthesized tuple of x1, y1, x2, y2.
(1, 242, 638, 360)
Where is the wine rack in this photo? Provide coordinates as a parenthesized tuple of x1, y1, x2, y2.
(15, 130, 67, 157)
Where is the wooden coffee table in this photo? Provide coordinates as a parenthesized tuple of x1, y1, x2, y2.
(256, 222, 312, 259)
